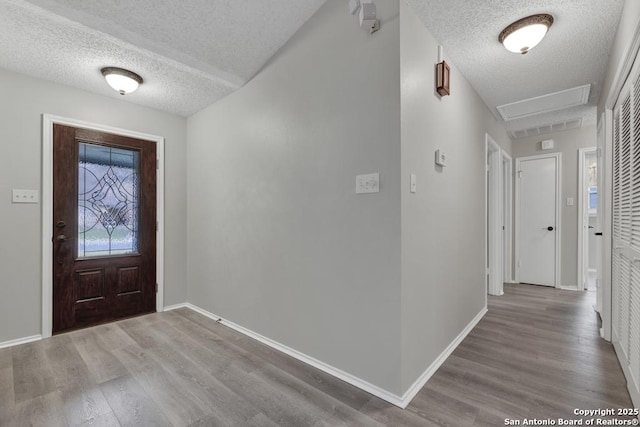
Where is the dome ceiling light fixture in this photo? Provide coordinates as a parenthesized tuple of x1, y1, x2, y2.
(101, 67, 143, 95)
(499, 14, 554, 55)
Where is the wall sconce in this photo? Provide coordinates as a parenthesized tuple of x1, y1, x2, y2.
(436, 46, 450, 97)
(101, 67, 143, 95)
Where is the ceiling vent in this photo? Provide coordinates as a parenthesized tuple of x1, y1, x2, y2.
(497, 85, 591, 121)
(509, 118, 583, 139)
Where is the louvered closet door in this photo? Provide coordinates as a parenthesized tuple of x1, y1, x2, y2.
(613, 108, 621, 341)
(631, 80, 640, 386)
(612, 61, 640, 397)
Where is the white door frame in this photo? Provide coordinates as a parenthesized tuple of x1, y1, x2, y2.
(602, 110, 613, 341)
(595, 114, 605, 319)
(515, 152, 562, 287)
(598, 25, 640, 341)
(486, 134, 503, 296)
(600, 21, 640, 342)
(577, 147, 597, 291)
(502, 151, 514, 284)
(41, 114, 165, 339)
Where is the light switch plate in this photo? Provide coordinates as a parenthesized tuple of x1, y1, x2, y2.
(12, 189, 39, 204)
(566, 197, 574, 206)
(435, 149, 447, 167)
(356, 173, 379, 194)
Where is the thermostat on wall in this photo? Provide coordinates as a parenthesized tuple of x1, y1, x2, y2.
(435, 149, 447, 167)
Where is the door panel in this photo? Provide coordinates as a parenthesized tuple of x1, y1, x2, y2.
(518, 156, 558, 286)
(53, 124, 156, 333)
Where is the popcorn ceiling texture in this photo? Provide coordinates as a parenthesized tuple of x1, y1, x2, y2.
(0, 0, 325, 116)
(0, 0, 625, 128)
(404, 0, 624, 133)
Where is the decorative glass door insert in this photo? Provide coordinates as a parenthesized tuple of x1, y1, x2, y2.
(78, 142, 140, 257)
(53, 124, 156, 333)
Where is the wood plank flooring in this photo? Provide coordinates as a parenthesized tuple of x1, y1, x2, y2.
(0, 283, 634, 426)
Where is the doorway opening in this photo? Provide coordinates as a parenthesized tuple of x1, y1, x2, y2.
(486, 134, 512, 296)
(578, 147, 598, 295)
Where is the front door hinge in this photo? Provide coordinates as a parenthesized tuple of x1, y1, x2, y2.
(156, 221, 159, 232)
(155, 283, 158, 293)
(156, 159, 160, 170)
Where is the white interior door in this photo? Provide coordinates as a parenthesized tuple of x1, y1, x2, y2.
(595, 117, 605, 313)
(502, 152, 513, 284)
(517, 154, 560, 287)
(486, 134, 503, 296)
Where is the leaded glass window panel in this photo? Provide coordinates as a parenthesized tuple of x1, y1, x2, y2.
(78, 142, 140, 257)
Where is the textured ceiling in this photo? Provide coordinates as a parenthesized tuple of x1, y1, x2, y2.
(404, 0, 624, 136)
(0, 0, 625, 132)
(0, 0, 325, 116)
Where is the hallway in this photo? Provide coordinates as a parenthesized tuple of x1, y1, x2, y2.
(0, 284, 634, 426)
(404, 283, 634, 426)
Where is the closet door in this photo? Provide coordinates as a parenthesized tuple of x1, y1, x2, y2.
(611, 63, 640, 400)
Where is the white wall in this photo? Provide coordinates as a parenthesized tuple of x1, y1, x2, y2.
(398, 1, 512, 391)
(0, 68, 187, 343)
(187, 0, 403, 394)
(511, 125, 597, 289)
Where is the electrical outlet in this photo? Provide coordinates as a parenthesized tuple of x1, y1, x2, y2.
(12, 189, 39, 204)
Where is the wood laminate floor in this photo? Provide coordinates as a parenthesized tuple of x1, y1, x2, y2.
(0, 283, 634, 426)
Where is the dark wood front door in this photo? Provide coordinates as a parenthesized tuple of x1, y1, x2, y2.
(53, 124, 157, 333)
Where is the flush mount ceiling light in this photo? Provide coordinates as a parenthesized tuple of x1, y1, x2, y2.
(499, 14, 554, 55)
(100, 67, 143, 95)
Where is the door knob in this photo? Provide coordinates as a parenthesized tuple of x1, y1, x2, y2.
(53, 234, 74, 242)
(546, 226, 554, 231)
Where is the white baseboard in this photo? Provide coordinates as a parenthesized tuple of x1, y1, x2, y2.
(0, 334, 42, 349)
(163, 303, 189, 312)
(184, 303, 406, 407)
(398, 307, 488, 406)
(0, 302, 486, 407)
(184, 302, 486, 409)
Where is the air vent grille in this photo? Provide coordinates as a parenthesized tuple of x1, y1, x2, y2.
(509, 118, 583, 139)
